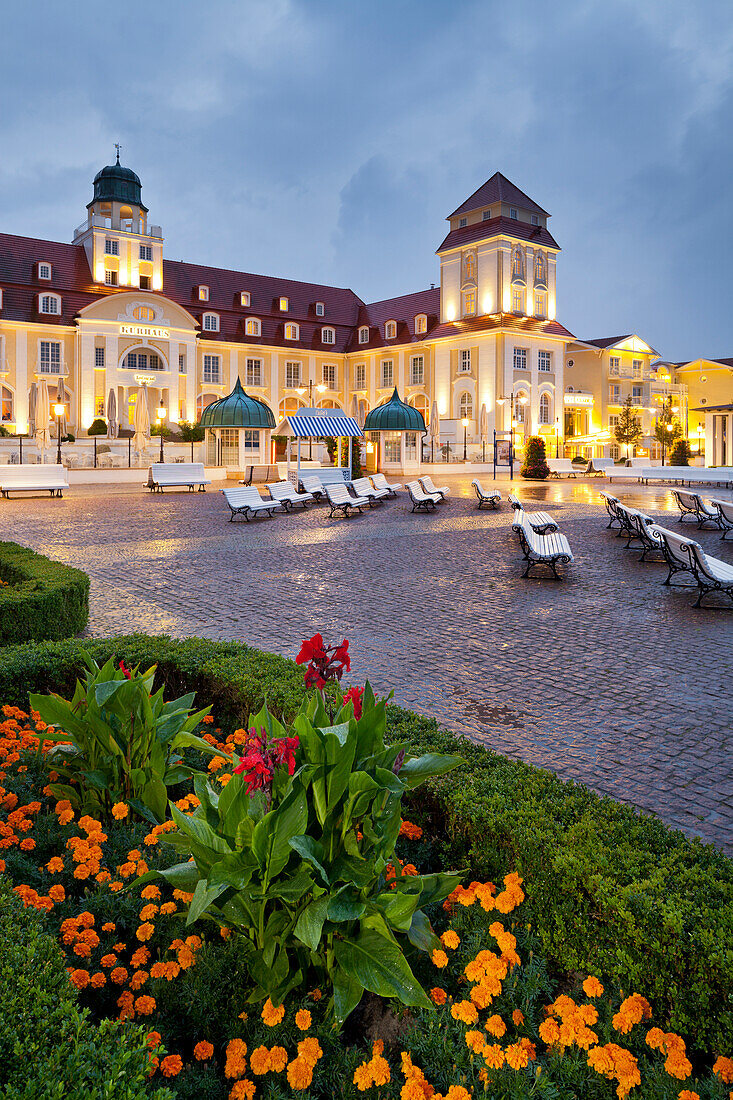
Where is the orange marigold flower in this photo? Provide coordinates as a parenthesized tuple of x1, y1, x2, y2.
(46, 856, 64, 873)
(139, 903, 159, 921)
(399, 820, 423, 840)
(111, 802, 129, 820)
(90, 971, 106, 988)
(485, 1014, 506, 1038)
(194, 1041, 214, 1061)
(19, 838, 36, 851)
(146, 1031, 162, 1050)
(678, 1092, 700, 1100)
(429, 987, 447, 1005)
(297, 1037, 322, 1066)
(134, 995, 156, 1016)
(539, 1017, 561, 1045)
(110, 967, 128, 985)
(713, 1056, 733, 1084)
(73, 942, 92, 958)
(295, 1009, 312, 1031)
(160, 901, 177, 915)
(505, 1041, 530, 1070)
(431, 949, 448, 969)
(48, 884, 65, 902)
(100, 954, 118, 968)
(130, 947, 150, 968)
(160, 1055, 183, 1078)
(512, 1009, 525, 1026)
(451, 1000, 479, 1026)
(250, 1046, 271, 1075)
(225, 1037, 248, 1078)
(70, 969, 89, 990)
(483, 1044, 505, 1070)
(583, 975, 604, 998)
(465, 1029, 486, 1054)
(441, 929, 460, 950)
(102, 921, 116, 933)
(141, 884, 161, 900)
(229, 1081, 256, 1100)
(269, 1045, 288, 1073)
(287, 1055, 313, 1091)
(130, 970, 149, 991)
(136, 922, 154, 942)
(261, 997, 285, 1026)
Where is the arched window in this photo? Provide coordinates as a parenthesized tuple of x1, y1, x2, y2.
(539, 393, 551, 424)
(39, 294, 61, 315)
(240, 291, 250, 307)
(409, 393, 429, 425)
(385, 321, 397, 339)
(321, 327, 335, 344)
(459, 392, 473, 420)
(133, 305, 155, 322)
(512, 286, 524, 314)
(512, 246, 525, 279)
(122, 347, 165, 371)
(202, 312, 219, 332)
(515, 392, 529, 423)
(414, 314, 427, 334)
(196, 393, 218, 418)
(1, 385, 13, 422)
(279, 396, 305, 417)
(284, 323, 299, 340)
(359, 326, 370, 344)
(317, 398, 343, 410)
(534, 251, 547, 285)
(119, 206, 134, 232)
(245, 318, 261, 337)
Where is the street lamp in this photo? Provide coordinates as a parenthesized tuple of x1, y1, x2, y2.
(53, 403, 64, 465)
(461, 416, 468, 461)
(555, 416, 560, 458)
(156, 400, 166, 462)
(697, 423, 704, 456)
(295, 380, 327, 458)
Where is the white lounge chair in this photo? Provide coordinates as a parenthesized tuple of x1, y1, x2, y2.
(406, 480, 441, 512)
(300, 475, 326, 499)
(670, 489, 721, 529)
(324, 483, 370, 517)
(371, 473, 402, 496)
(511, 508, 574, 579)
(508, 493, 558, 534)
(0, 464, 68, 498)
(471, 479, 502, 509)
(709, 498, 733, 540)
(419, 474, 449, 499)
(266, 481, 314, 510)
(352, 476, 389, 505)
(147, 462, 211, 492)
(547, 458, 578, 478)
(222, 487, 282, 522)
(649, 524, 733, 607)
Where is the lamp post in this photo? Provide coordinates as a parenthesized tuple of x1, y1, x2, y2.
(461, 416, 468, 461)
(697, 423, 704, 456)
(555, 416, 559, 458)
(296, 379, 327, 458)
(156, 400, 166, 462)
(54, 403, 64, 466)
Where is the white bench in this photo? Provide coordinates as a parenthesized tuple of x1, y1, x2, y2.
(419, 474, 449, 499)
(584, 458, 617, 476)
(649, 524, 733, 607)
(0, 464, 68, 498)
(670, 489, 721, 529)
(352, 476, 389, 505)
(324, 483, 369, 517)
(547, 458, 578, 478)
(406, 480, 441, 512)
(300, 475, 326, 499)
(508, 493, 558, 534)
(709, 498, 733, 540)
(371, 473, 402, 496)
(291, 467, 350, 490)
(471, 479, 502, 509)
(612, 501, 664, 561)
(511, 508, 574, 579)
(147, 462, 210, 492)
(266, 481, 314, 510)
(222, 487, 282, 522)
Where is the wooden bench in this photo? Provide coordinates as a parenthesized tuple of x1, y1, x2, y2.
(419, 474, 449, 499)
(547, 458, 578, 478)
(324, 483, 369, 518)
(0, 464, 68, 498)
(709, 498, 733, 540)
(406, 480, 441, 512)
(471, 479, 502, 509)
(147, 462, 210, 492)
(352, 476, 390, 505)
(649, 524, 733, 607)
(511, 508, 574, 579)
(371, 473, 401, 496)
(221, 487, 282, 522)
(670, 489, 721, 529)
(508, 493, 558, 534)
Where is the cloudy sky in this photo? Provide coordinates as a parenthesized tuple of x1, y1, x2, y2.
(1, 0, 732, 360)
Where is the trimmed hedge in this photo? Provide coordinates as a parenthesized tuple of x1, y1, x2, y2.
(0, 879, 172, 1099)
(0, 541, 89, 644)
(2, 634, 732, 1051)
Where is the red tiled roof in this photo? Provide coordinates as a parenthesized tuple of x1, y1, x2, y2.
(581, 335, 634, 349)
(436, 216, 559, 254)
(346, 287, 441, 351)
(427, 313, 574, 341)
(448, 172, 549, 219)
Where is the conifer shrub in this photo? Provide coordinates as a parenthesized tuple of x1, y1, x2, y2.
(669, 439, 692, 466)
(520, 436, 550, 479)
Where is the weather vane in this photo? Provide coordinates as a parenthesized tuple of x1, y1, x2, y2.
(114, 142, 121, 164)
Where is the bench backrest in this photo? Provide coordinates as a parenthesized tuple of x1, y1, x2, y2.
(511, 508, 540, 544)
(507, 492, 522, 510)
(406, 480, 428, 499)
(420, 475, 439, 492)
(1, 464, 68, 485)
(687, 540, 728, 582)
(224, 487, 267, 506)
(547, 459, 573, 471)
(672, 489, 701, 509)
(372, 473, 390, 490)
(301, 476, 324, 494)
(325, 483, 351, 504)
(352, 478, 374, 494)
(150, 462, 206, 480)
(599, 491, 619, 505)
(650, 525, 699, 567)
(710, 498, 733, 522)
(267, 481, 298, 499)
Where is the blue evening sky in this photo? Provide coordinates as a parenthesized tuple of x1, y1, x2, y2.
(1, 0, 732, 360)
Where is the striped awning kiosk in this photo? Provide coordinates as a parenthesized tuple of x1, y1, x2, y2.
(274, 408, 364, 483)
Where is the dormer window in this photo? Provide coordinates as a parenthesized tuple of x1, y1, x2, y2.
(284, 322, 299, 340)
(315, 302, 325, 317)
(321, 327, 335, 344)
(198, 285, 209, 302)
(458, 217, 467, 228)
(39, 293, 61, 315)
(531, 214, 539, 226)
(240, 292, 250, 307)
(38, 262, 52, 280)
(279, 296, 289, 311)
(358, 326, 369, 344)
(414, 314, 427, 334)
(482, 209, 491, 220)
(245, 318, 261, 337)
(385, 320, 397, 339)
(203, 312, 220, 332)
(510, 208, 518, 220)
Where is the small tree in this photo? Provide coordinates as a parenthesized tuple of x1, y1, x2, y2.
(653, 406, 682, 464)
(614, 396, 643, 461)
(520, 435, 550, 480)
(669, 438, 692, 466)
(87, 418, 107, 436)
(178, 421, 205, 443)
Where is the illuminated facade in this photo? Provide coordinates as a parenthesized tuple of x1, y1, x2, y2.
(0, 162, 574, 457)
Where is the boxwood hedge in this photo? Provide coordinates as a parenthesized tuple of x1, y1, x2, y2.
(0, 541, 89, 643)
(1, 634, 731, 1051)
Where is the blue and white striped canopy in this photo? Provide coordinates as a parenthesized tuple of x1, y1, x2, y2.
(287, 413, 363, 438)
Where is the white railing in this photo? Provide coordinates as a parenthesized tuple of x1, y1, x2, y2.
(73, 216, 163, 240)
(36, 362, 69, 377)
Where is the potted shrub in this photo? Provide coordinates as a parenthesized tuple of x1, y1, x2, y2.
(87, 418, 107, 436)
(520, 435, 550, 479)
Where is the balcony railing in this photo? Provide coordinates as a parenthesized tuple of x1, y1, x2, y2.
(36, 362, 69, 377)
(73, 215, 163, 240)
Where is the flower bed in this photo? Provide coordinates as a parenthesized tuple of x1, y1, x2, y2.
(0, 541, 89, 644)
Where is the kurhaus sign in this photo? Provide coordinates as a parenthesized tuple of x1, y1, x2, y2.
(119, 324, 170, 339)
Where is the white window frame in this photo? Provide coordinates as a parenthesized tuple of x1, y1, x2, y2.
(198, 285, 210, 302)
(513, 347, 527, 371)
(203, 354, 221, 384)
(609, 356, 620, 376)
(534, 292, 547, 318)
(245, 318, 261, 337)
(285, 361, 301, 388)
(39, 293, 61, 315)
(609, 384, 621, 403)
(179, 354, 187, 375)
(39, 340, 62, 374)
(458, 392, 473, 420)
(203, 312, 220, 332)
(539, 393, 551, 424)
(246, 358, 263, 387)
(240, 291, 250, 307)
(139, 244, 152, 262)
(38, 262, 52, 280)
(632, 385, 643, 402)
(321, 327, 335, 344)
(1, 383, 14, 423)
(462, 289, 476, 317)
(414, 314, 427, 334)
(510, 207, 518, 219)
(538, 350, 552, 372)
(380, 359, 394, 388)
(279, 296, 289, 311)
(410, 356, 424, 386)
(322, 363, 337, 390)
(285, 323, 299, 340)
(460, 349, 471, 373)
(105, 238, 119, 256)
(515, 392, 528, 422)
(632, 359, 643, 379)
(482, 209, 491, 221)
(94, 347, 105, 369)
(385, 321, 396, 339)
(105, 269, 118, 286)
(609, 414, 620, 430)
(531, 214, 539, 226)
(359, 326, 369, 344)
(458, 217, 467, 228)
(354, 363, 366, 389)
(512, 286, 524, 314)
(315, 302, 325, 317)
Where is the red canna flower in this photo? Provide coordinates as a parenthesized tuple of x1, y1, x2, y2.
(119, 660, 132, 680)
(343, 686, 363, 720)
(233, 728, 300, 803)
(296, 635, 351, 689)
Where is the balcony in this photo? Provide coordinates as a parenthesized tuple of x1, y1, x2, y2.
(73, 215, 163, 240)
(35, 362, 69, 377)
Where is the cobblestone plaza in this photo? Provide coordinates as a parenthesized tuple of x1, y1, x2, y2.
(2, 474, 731, 853)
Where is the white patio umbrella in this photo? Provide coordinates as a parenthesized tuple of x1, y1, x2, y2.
(106, 389, 118, 439)
(28, 383, 37, 437)
(429, 399, 440, 462)
(55, 377, 67, 440)
(479, 403, 489, 463)
(132, 385, 150, 455)
(35, 378, 51, 463)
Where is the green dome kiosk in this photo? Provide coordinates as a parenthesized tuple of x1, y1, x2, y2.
(199, 378, 275, 470)
(363, 388, 427, 475)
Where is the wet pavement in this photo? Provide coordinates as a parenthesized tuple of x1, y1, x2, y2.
(1, 472, 732, 853)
